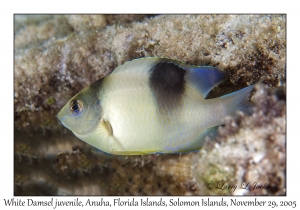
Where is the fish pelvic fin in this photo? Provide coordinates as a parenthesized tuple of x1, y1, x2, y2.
(220, 85, 254, 116)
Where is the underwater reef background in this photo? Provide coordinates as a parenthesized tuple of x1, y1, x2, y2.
(14, 14, 286, 195)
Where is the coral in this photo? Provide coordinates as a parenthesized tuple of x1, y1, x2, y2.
(14, 15, 286, 196)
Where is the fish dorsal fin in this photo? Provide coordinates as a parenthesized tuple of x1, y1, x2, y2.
(184, 65, 227, 98)
(154, 59, 227, 98)
(112, 57, 162, 75)
(112, 57, 226, 98)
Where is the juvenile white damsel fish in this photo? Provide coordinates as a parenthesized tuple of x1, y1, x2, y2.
(57, 57, 253, 155)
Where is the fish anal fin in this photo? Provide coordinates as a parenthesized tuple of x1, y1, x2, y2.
(174, 126, 220, 153)
(203, 126, 220, 140)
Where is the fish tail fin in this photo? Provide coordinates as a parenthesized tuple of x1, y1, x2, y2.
(220, 85, 254, 116)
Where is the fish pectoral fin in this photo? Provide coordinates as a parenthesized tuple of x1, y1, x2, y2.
(99, 119, 123, 152)
(100, 119, 113, 136)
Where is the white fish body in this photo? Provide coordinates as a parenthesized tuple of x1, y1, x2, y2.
(58, 57, 253, 155)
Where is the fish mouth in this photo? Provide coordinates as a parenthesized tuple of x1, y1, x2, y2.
(57, 116, 67, 129)
(56, 111, 62, 121)
(56, 111, 66, 126)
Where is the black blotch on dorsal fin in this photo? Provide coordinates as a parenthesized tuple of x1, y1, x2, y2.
(149, 62, 186, 113)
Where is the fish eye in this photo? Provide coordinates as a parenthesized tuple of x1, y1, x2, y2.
(70, 100, 83, 114)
